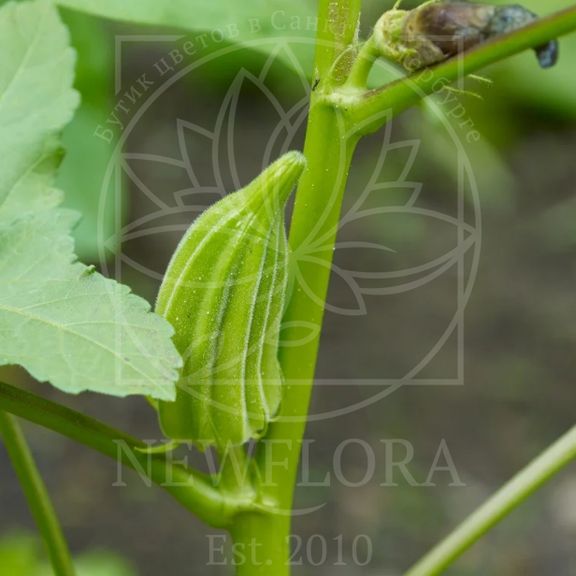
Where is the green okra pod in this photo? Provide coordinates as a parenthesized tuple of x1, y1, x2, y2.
(156, 152, 306, 450)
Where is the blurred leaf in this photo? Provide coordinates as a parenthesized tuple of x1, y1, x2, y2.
(58, 9, 121, 261)
(55, 0, 315, 33)
(0, 533, 135, 576)
(0, 0, 181, 400)
(58, 104, 121, 261)
(0, 534, 39, 576)
(59, 8, 111, 107)
(74, 552, 136, 576)
(56, 0, 317, 72)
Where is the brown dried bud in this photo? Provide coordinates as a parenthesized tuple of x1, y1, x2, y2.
(374, 1, 559, 72)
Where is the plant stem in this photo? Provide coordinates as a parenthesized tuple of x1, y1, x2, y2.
(266, 0, 361, 509)
(345, 36, 379, 89)
(219, 444, 252, 498)
(232, 104, 359, 574)
(313, 0, 363, 79)
(226, 0, 362, 573)
(346, 4, 576, 135)
(0, 411, 76, 576)
(262, 101, 358, 500)
(0, 381, 240, 528)
(230, 513, 291, 576)
(405, 424, 576, 576)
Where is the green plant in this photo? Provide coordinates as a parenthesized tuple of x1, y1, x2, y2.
(1, 0, 575, 575)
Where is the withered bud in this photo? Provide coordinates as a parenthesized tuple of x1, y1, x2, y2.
(374, 1, 559, 72)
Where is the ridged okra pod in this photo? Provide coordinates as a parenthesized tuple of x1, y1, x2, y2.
(156, 152, 306, 451)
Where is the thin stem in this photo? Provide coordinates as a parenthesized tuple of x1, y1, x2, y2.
(345, 36, 379, 89)
(219, 444, 252, 496)
(346, 4, 576, 135)
(404, 424, 576, 576)
(0, 411, 76, 576)
(0, 381, 241, 528)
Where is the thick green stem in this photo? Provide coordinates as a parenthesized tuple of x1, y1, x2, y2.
(404, 424, 576, 576)
(265, 0, 360, 514)
(229, 104, 359, 573)
(230, 513, 291, 576)
(227, 0, 362, 573)
(0, 381, 238, 528)
(0, 411, 76, 576)
(263, 102, 358, 500)
(313, 0, 363, 79)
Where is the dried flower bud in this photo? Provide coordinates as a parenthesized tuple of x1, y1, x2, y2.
(374, 1, 558, 72)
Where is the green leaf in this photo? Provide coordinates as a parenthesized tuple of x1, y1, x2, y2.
(0, 0, 180, 400)
(0, 212, 180, 399)
(56, 0, 314, 33)
(55, 0, 316, 72)
(0, 0, 78, 204)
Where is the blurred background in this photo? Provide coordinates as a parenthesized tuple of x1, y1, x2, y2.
(1, 0, 575, 574)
